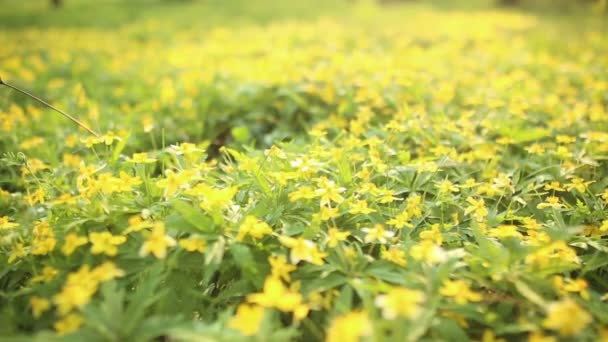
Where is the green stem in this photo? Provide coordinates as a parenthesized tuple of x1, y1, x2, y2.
(0, 77, 100, 137)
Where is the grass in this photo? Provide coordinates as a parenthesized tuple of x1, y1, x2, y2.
(1, 0, 607, 341)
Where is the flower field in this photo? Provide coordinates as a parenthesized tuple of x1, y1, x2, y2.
(1, 0, 607, 340)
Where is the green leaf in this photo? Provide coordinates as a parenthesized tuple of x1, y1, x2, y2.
(171, 200, 215, 233)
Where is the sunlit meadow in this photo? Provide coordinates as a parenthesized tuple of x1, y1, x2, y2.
(1, 0, 607, 340)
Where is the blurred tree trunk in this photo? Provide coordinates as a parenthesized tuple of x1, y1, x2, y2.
(51, 0, 63, 8)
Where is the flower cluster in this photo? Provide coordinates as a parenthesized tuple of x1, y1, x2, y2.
(1, 1, 607, 341)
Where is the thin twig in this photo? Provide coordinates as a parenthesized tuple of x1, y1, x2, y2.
(0, 76, 100, 137)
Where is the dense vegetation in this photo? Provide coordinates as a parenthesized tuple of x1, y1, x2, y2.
(1, 0, 607, 340)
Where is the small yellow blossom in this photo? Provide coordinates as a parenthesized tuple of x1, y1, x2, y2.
(139, 223, 176, 259)
(30, 296, 51, 318)
(410, 240, 445, 265)
(435, 179, 459, 194)
(464, 197, 488, 222)
(319, 205, 340, 221)
(314, 177, 346, 205)
(156, 169, 196, 197)
(375, 287, 424, 319)
(289, 185, 316, 202)
(279, 236, 326, 265)
(381, 246, 407, 266)
(544, 181, 565, 192)
(269, 255, 296, 282)
(54, 313, 84, 335)
(179, 236, 207, 253)
(543, 298, 592, 336)
(440, 280, 483, 304)
(326, 311, 372, 342)
(62, 233, 88, 256)
(349, 199, 376, 215)
(248, 276, 308, 318)
(92, 261, 126, 282)
(8, 243, 27, 264)
(564, 176, 594, 193)
(89, 232, 126, 256)
(387, 211, 413, 229)
(237, 216, 273, 241)
(362, 224, 394, 244)
(127, 152, 156, 163)
(0, 216, 19, 230)
(26, 188, 46, 206)
(537, 196, 563, 209)
(30, 266, 59, 284)
(229, 304, 265, 336)
(325, 227, 350, 248)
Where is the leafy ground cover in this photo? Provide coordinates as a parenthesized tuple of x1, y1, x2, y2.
(1, 0, 607, 340)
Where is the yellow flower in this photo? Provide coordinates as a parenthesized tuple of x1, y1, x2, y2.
(319, 205, 340, 221)
(179, 237, 207, 253)
(62, 233, 88, 256)
(89, 232, 126, 256)
(127, 152, 156, 163)
(62, 153, 81, 168)
(26, 188, 46, 206)
(419, 224, 443, 245)
(362, 224, 394, 244)
(376, 188, 398, 204)
(326, 311, 372, 342)
(387, 211, 413, 229)
(522, 217, 542, 230)
(375, 287, 424, 319)
(279, 236, 326, 265)
(289, 185, 316, 202)
(488, 225, 522, 239)
(440, 280, 483, 304)
(325, 227, 350, 248)
(525, 241, 579, 267)
(600, 220, 608, 232)
(115, 171, 142, 192)
(92, 261, 126, 282)
(31, 221, 56, 255)
(528, 331, 556, 342)
(464, 197, 488, 222)
(53, 193, 77, 205)
(229, 304, 265, 336)
(236, 216, 273, 241)
(349, 199, 375, 215)
(248, 276, 308, 318)
(435, 179, 459, 195)
(53, 266, 98, 315)
(314, 177, 346, 205)
(30, 266, 59, 284)
(0, 216, 19, 230)
(410, 240, 445, 265)
(122, 215, 154, 235)
(543, 181, 565, 192)
(269, 255, 296, 282)
(30, 296, 51, 318)
(381, 246, 407, 266)
(99, 131, 121, 146)
(536, 196, 563, 209)
(564, 176, 594, 193)
(188, 184, 237, 213)
(8, 243, 27, 264)
(139, 223, 176, 259)
(54, 313, 83, 335)
(156, 169, 196, 198)
(142, 115, 155, 133)
(543, 298, 592, 336)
